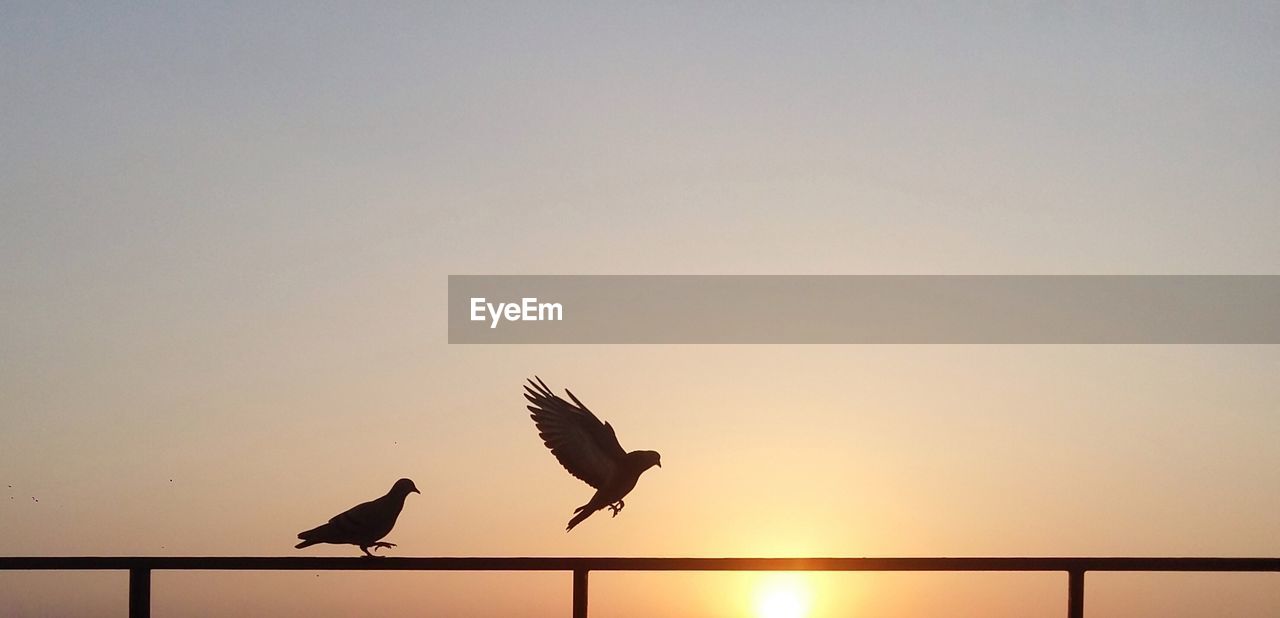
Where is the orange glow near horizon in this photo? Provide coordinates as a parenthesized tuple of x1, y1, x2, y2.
(754, 574, 814, 618)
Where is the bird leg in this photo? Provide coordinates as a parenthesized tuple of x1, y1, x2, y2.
(370, 542, 396, 553)
(608, 500, 625, 517)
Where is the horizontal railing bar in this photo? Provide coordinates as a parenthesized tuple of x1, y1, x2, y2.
(1, 557, 1277, 572)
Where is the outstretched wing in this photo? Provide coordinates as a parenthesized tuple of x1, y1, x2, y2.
(525, 376, 627, 490)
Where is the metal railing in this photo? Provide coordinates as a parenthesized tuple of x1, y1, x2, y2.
(2, 556, 1277, 617)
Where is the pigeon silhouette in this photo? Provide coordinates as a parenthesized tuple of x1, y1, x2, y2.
(525, 377, 661, 531)
(295, 478, 419, 556)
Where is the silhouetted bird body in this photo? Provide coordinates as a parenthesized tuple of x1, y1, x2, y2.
(525, 377, 661, 531)
(295, 478, 419, 556)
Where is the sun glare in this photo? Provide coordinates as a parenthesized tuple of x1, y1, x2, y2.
(754, 575, 812, 618)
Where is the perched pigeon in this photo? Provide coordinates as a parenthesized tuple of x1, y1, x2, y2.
(295, 478, 419, 556)
(525, 377, 662, 531)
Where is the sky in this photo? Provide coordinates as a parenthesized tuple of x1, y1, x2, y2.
(2, 2, 1279, 616)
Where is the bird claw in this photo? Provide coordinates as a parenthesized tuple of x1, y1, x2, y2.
(607, 501, 625, 517)
(361, 542, 396, 557)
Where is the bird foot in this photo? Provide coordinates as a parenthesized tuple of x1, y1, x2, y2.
(607, 501, 625, 517)
(360, 542, 396, 557)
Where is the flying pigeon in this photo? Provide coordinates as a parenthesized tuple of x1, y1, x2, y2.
(295, 478, 419, 556)
(525, 377, 662, 531)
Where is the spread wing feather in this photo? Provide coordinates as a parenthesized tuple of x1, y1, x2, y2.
(525, 376, 626, 490)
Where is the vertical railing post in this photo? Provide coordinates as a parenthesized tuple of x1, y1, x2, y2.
(129, 568, 151, 618)
(1066, 570, 1084, 618)
(572, 569, 589, 618)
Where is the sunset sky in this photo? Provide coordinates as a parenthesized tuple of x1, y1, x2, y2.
(2, 3, 1279, 616)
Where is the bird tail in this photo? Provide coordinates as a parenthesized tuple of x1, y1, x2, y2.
(295, 523, 330, 549)
(566, 504, 595, 532)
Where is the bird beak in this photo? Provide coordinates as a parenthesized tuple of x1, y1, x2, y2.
(656, 462, 662, 468)
(412, 488, 421, 494)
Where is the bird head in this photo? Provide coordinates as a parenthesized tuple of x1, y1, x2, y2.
(392, 478, 421, 496)
(638, 450, 662, 470)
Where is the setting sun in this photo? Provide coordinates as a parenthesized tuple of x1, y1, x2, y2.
(755, 575, 813, 618)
